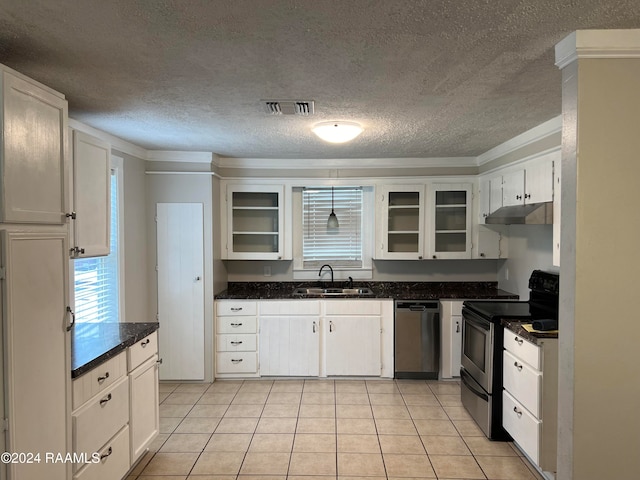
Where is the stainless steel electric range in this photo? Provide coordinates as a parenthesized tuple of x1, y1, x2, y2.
(460, 270, 559, 440)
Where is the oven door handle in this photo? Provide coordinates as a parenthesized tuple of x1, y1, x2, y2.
(462, 309, 491, 331)
(460, 369, 489, 402)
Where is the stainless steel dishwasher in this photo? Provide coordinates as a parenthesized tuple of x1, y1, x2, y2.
(394, 301, 440, 379)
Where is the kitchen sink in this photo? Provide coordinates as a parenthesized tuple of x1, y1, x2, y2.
(292, 287, 374, 297)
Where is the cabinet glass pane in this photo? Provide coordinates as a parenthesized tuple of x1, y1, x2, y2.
(233, 209, 278, 233)
(388, 207, 419, 232)
(233, 234, 279, 252)
(435, 207, 467, 231)
(435, 232, 467, 252)
(389, 191, 419, 206)
(232, 192, 279, 207)
(388, 233, 419, 253)
(436, 190, 467, 206)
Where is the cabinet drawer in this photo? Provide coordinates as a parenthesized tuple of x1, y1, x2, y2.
(217, 316, 257, 334)
(503, 328, 540, 369)
(74, 425, 130, 480)
(128, 331, 158, 372)
(324, 300, 381, 316)
(72, 352, 127, 409)
(503, 390, 540, 464)
(503, 350, 542, 417)
(73, 376, 130, 456)
(216, 352, 258, 374)
(260, 300, 320, 315)
(216, 334, 257, 352)
(216, 301, 257, 316)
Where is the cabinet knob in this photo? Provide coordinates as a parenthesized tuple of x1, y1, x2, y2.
(514, 336, 524, 346)
(513, 406, 522, 418)
(525, 193, 531, 199)
(141, 338, 150, 347)
(456, 321, 460, 333)
(514, 361, 523, 372)
(432, 255, 437, 259)
(418, 256, 422, 260)
(480, 253, 485, 257)
(65, 211, 77, 220)
(516, 195, 522, 200)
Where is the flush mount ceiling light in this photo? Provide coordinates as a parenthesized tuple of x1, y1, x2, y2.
(312, 121, 363, 143)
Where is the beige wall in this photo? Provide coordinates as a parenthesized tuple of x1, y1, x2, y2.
(558, 57, 640, 479)
(114, 150, 150, 323)
(145, 169, 215, 382)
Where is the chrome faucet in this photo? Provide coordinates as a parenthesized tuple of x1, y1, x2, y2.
(318, 264, 334, 286)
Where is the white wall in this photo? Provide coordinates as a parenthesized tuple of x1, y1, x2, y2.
(497, 225, 556, 298)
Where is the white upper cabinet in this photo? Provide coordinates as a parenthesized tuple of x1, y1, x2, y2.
(473, 176, 504, 259)
(376, 184, 425, 259)
(427, 183, 472, 259)
(0, 66, 68, 224)
(71, 129, 111, 257)
(223, 184, 290, 260)
(502, 156, 554, 207)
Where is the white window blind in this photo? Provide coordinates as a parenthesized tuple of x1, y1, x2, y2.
(302, 187, 363, 269)
(74, 171, 119, 323)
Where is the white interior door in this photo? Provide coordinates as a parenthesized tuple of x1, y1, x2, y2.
(156, 203, 205, 380)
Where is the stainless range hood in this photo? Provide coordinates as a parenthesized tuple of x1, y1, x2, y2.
(485, 202, 553, 225)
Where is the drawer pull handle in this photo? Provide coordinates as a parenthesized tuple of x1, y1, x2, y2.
(97, 372, 110, 383)
(513, 406, 522, 418)
(329, 321, 334, 333)
(141, 338, 151, 347)
(514, 336, 524, 346)
(230, 323, 243, 327)
(514, 361, 523, 371)
(313, 321, 317, 333)
(99, 393, 112, 406)
(231, 358, 243, 364)
(157, 358, 163, 365)
(230, 341, 243, 345)
(100, 447, 113, 460)
(230, 307, 243, 312)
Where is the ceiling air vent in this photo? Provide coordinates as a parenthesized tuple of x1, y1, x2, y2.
(262, 100, 314, 116)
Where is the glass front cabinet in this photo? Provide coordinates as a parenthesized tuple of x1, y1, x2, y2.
(376, 185, 425, 259)
(223, 184, 288, 260)
(427, 183, 472, 259)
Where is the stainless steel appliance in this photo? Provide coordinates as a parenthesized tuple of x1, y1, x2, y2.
(461, 270, 559, 440)
(394, 301, 440, 379)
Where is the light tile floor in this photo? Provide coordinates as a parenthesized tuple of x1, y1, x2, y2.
(128, 379, 545, 480)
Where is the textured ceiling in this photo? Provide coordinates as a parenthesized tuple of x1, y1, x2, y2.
(1, 1, 639, 159)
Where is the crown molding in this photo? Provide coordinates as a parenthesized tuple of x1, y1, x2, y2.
(147, 151, 214, 163)
(68, 118, 148, 160)
(214, 156, 476, 170)
(476, 115, 562, 167)
(556, 29, 640, 69)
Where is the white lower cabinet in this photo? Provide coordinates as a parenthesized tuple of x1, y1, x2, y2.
(215, 301, 259, 377)
(72, 332, 160, 480)
(128, 332, 160, 464)
(215, 298, 393, 378)
(440, 300, 463, 379)
(502, 327, 558, 474)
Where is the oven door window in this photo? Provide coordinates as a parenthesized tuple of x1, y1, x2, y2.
(464, 322, 486, 371)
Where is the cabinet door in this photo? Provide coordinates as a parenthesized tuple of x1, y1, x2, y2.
(225, 185, 286, 260)
(377, 185, 424, 259)
(260, 316, 319, 376)
(427, 183, 472, 259)
(502, 170, 525, 207)
(524, 158, 554, 204)
(325, 316, 381, 376)
(1, 69, 68, 224)
(130, 355, 160, 463)
(72, 129, 111, 257)
(1, 231, 71, 480)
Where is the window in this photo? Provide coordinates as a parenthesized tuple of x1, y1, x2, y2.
(302, 187, 363, 269)
(74, 170, 119, 323)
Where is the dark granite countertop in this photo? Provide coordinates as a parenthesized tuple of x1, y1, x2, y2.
(501, 318, 558, 344)
(215, 281, 518, 301)
(72, 322, 159, 379)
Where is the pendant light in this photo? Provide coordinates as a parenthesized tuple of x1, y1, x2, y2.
(327, 186, 339, 231)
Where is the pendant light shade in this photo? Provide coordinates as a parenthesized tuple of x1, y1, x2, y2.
(312, 121, 363, 143)
(327, 186, 339, 231)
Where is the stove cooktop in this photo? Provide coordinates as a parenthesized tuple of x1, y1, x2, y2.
(463, 300, 557, 321)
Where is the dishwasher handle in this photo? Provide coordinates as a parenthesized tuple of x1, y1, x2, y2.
(396, 301, 440, 312)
